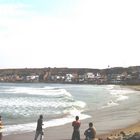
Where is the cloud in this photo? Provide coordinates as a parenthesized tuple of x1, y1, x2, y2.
(0, 0, 140, 68)
(0, 3, 30, 17)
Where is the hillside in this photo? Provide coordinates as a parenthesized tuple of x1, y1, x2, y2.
(0, 66, 140, 84)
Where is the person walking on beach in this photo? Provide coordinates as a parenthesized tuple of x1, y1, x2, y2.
(34, 115, 44, 140)
(0, 116, 3, 140)
(84, 122, 96, 140)
(71, 116, 81, 140)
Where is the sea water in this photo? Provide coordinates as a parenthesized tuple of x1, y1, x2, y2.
(0, 83, 140, 135)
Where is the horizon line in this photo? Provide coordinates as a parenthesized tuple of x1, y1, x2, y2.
(0, 65, 140, 70)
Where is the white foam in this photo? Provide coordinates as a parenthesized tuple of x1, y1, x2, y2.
(101, 100, 119, 108)
(116, 95, 129, 101)
(105, 85, 116, 90)
(110, 89, 133, 95)
(0, 99, 88, 121)
(4, 86, 72, 97)
(73, 101, 86, 108)
(108, 86, 133, 102)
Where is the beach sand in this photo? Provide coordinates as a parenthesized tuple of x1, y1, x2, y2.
(3, 118, 91, 140)
(98, 121, 140, 140)
(3, 118, 140, 140)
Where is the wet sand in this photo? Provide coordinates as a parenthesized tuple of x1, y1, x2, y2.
(3, 118, 140, 140)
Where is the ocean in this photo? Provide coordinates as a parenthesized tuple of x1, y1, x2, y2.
(0, 83, 140, 135)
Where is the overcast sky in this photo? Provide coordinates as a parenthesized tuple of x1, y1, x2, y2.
(0, 0, 140, 69)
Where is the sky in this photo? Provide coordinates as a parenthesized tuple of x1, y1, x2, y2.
(0, 0, 140, 69)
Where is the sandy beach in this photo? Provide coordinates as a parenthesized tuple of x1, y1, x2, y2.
(3, 118, 140, 140)
(2, 85, 140, 140)
(3, 118, 91, 140)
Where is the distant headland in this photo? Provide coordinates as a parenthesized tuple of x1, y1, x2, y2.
(0, 66, 140, 85)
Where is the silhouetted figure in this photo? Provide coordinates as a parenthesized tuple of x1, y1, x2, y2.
(34, 115, 44, 140)
(84, 122, 96, 140)
(72, 116, 81, 140)
(0, 116, 3, 140)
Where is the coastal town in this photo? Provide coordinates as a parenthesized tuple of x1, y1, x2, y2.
(0, 66, 140, 85)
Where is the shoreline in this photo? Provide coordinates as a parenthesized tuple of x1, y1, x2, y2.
(3, 85, 140, 140)
(3, 118, 140, 140)
(121, 85, 140, 91)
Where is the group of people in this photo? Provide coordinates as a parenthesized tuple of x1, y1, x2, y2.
(34, 115, 96, 140)
(0, 115, 96, 140)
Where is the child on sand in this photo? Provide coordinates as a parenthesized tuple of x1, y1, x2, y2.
(84, 122, 96, 140)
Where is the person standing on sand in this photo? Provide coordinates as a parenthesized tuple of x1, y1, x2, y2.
(0, 116, 3, 140)
(34, 115, 44, 140)
(71, 116, 81, 140)
(84, 122, 96, 140)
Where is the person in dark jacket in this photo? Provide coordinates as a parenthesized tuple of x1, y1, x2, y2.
(34, 115, 44, 140)
(84, 122, 96, 140)
(71, 116, 81, 140)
